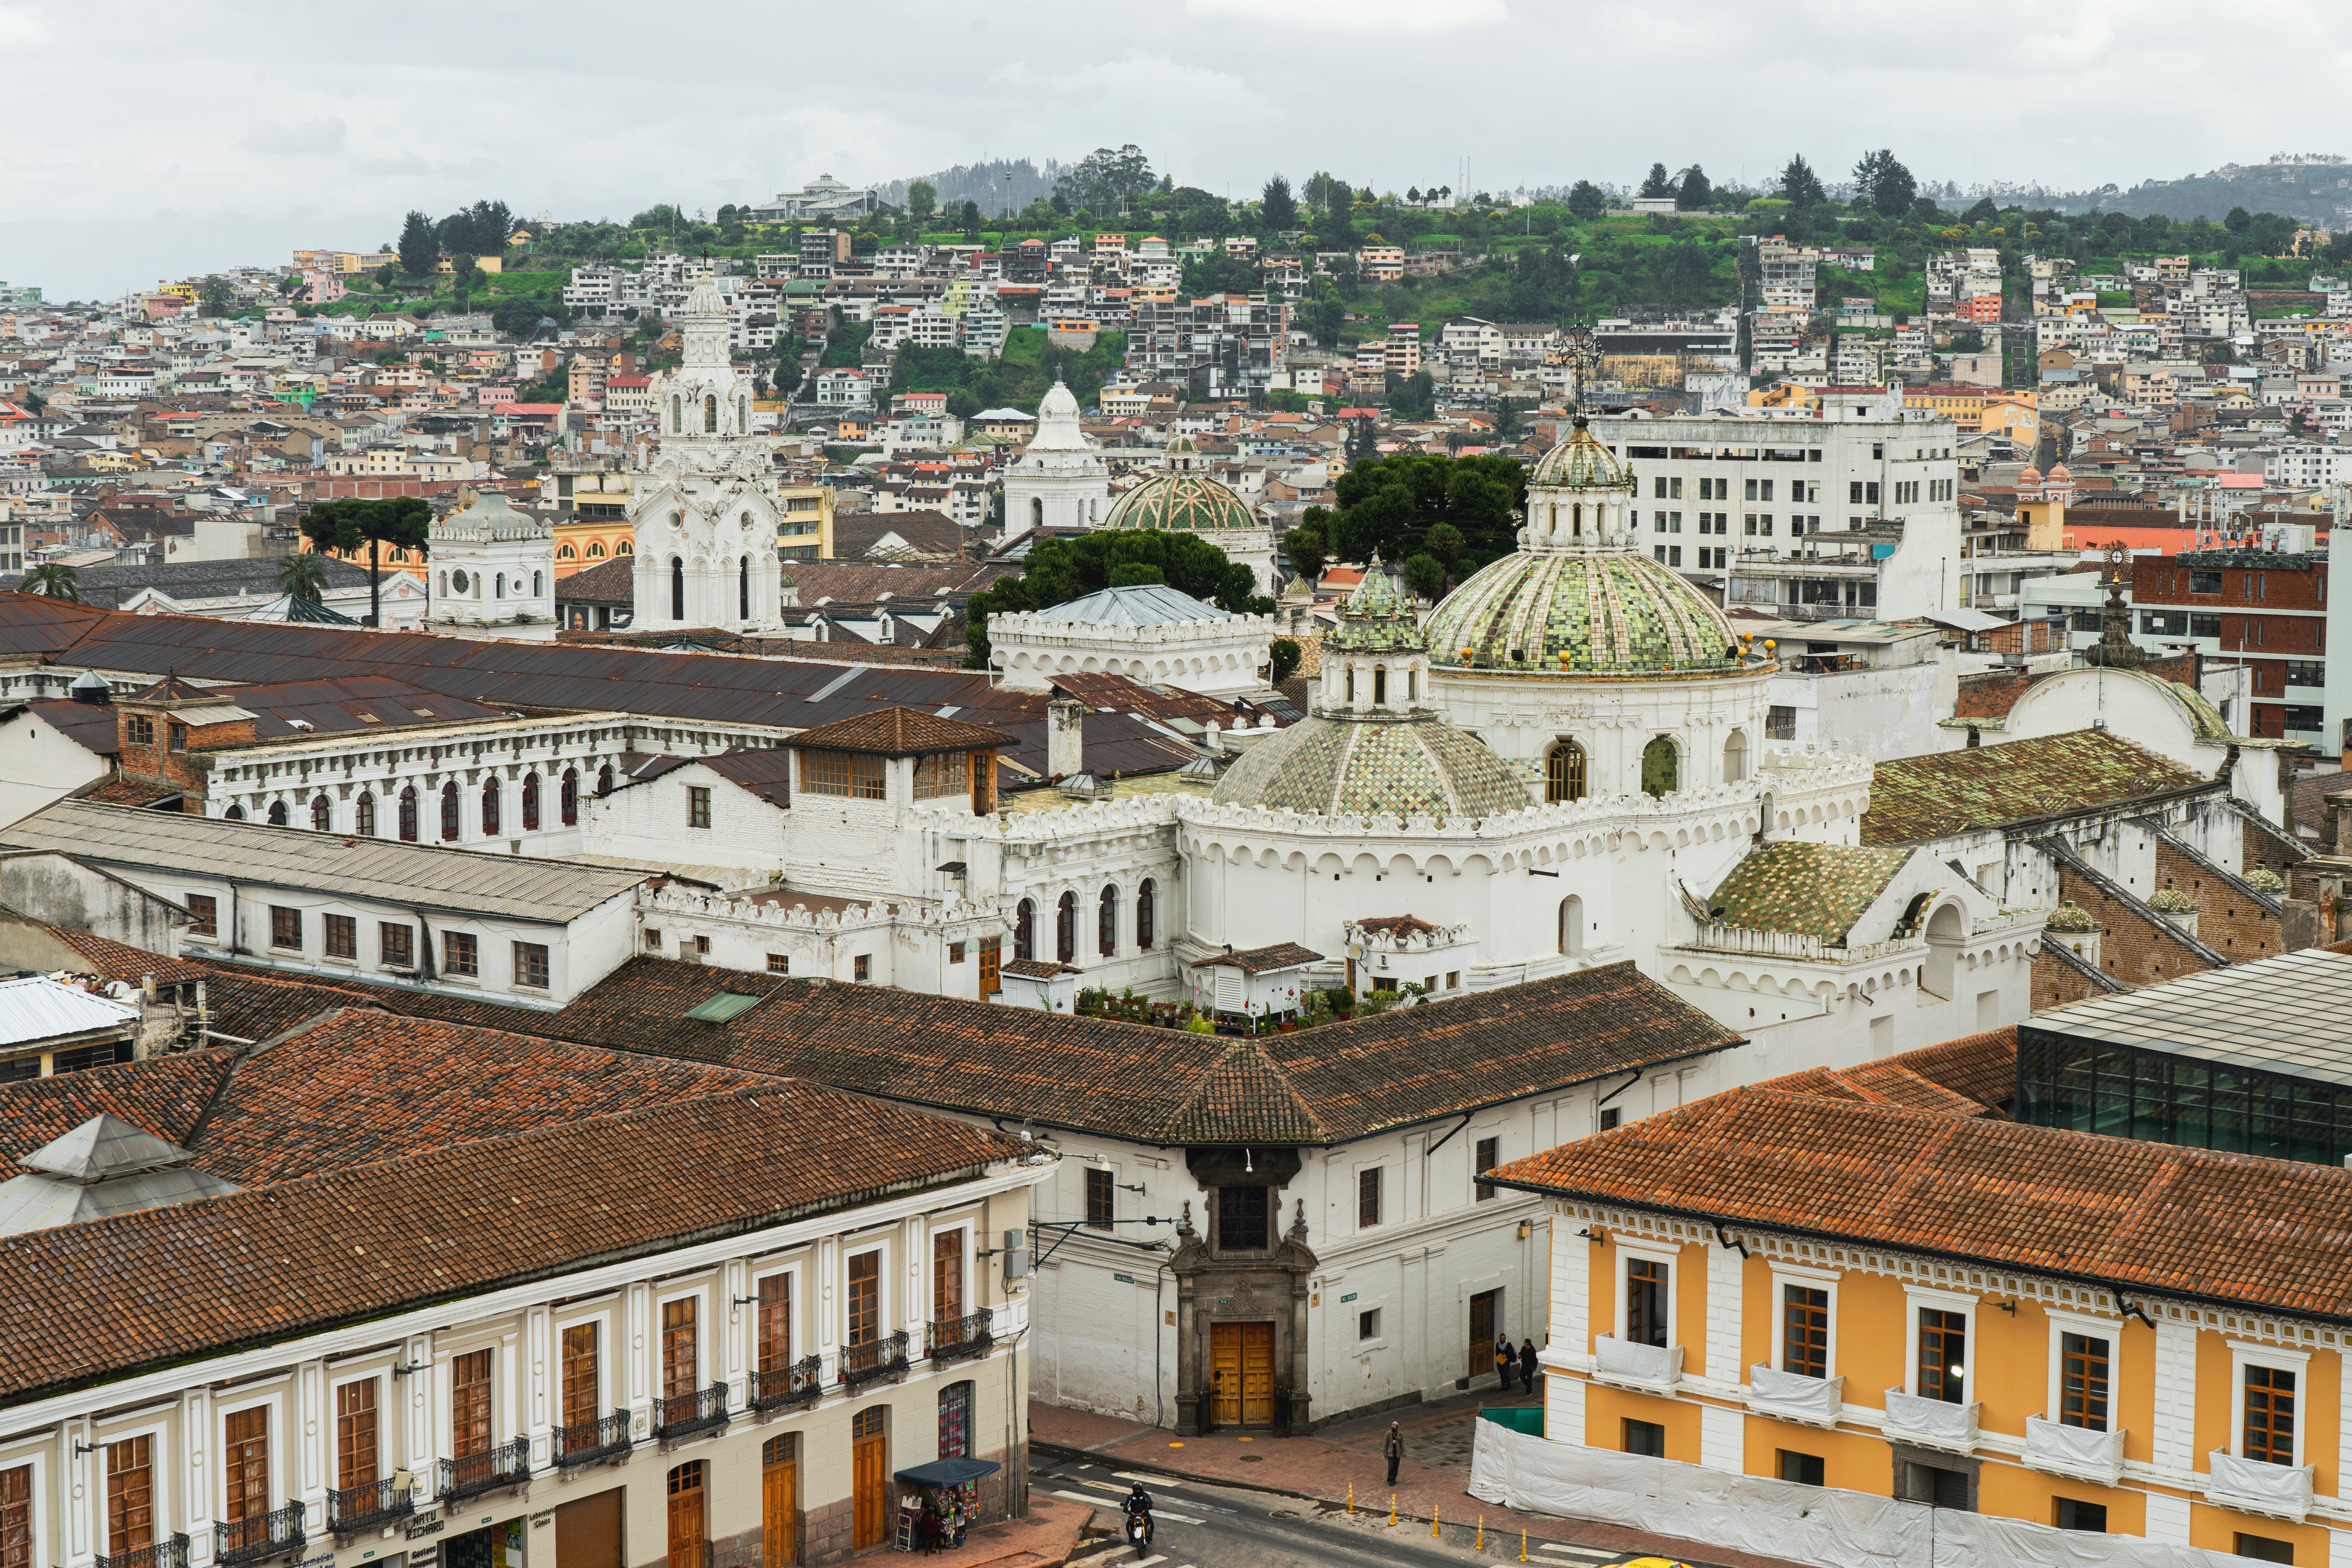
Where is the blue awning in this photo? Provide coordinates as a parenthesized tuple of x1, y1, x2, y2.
(894, 1458, 1001, 1488)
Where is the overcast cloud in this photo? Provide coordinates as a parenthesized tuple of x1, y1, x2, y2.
(6, 0, 2352, 299)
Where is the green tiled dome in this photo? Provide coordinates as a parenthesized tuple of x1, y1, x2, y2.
(1425, 550, 1741, 674)
(1529, 416, 1632, 489)
(1103, 471, 1256, 533)
(1212, 713, 1532, 817)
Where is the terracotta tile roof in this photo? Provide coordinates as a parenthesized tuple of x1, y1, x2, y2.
(390, 955, 1738, 1146)
(788, 706, 1014, 756)
(1481, 1024, 2352, 1322)
(1704, 842, 1911, 940)
(0, 1051, 229, 1159)
(1354, 916, 1438, 937)
(39, 930, 406, 1043)
(1860, 730, 2214, 846)
(0, 1076, 1021, 1403)
(1191, 943, 1325, 974)
(1000, 958, 1080, 979)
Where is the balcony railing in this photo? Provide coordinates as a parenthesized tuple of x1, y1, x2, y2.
(215, 1504, 305, 1567)
(840, 1330, 912, 1388)
(751, 1355, 825, 1413)
(1747, 1364, 1843, 1428)
(327, 1475, 415, 1534)
(929, 1309, 995, 1365)
(553, 1411, 633, 1468)
(2207, 1449, 2316, 1523)
(2024, 1416, 2126, 1486)
(438, 1438, 529, 1503)
(97, 1534, 189, 1568)
(1882, 1388, 1980, 1454)
(1591, 1335, 1683, 1393)
(652, 1383, 731, 1442)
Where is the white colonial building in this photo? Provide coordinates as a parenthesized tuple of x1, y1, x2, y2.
(987, 583, 1275, 697)
(632, 278, 788, 632)
(1000, 379, 1109, 538)
(424, 490, 557, 642)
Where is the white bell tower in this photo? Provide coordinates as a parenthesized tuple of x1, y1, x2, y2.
(630, 278, 786, 631)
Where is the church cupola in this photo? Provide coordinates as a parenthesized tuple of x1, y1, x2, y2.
(1316, 562, 1430, 717)
(1518, 415, 1639, 552)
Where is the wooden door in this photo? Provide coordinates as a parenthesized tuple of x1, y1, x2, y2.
(850, 1428, 887, 1552)
(1240, 1322, 1276, 1425)
(760, 1443, 797, 1568)
(1210, 1323, 1244, 1426)
(665, 1464, 704, 1568)
(979, 938, 1000, 997)
(223, 1406, 268, 1523)
(106, 1437, 153, 1555)
(1469, 1289, 1499, 1382)
(554, 1489, 622, 1568)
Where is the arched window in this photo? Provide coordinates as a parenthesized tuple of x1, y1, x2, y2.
(481, 778, 502, 837)
(617, 540, 633, 556)
(398, 786, 418, 842)
(533, 570, 544, 597)
(1055, 891, 1077, 964)
(1559, 894, 1584, 955)
(1545, 739, 1588, 803)
(1924, 903, 1966, 999)
(494, 573, 505, 600)
(596, 763, 615, 797)
(356, 790, 376, 837)
(1098, 884, 1118, 957)
(740, 396, 749, 430)
(561, 767, 579, 826)
(704, 394, 718, 434)
(310, 794, 330, 832)
(1372, 664, 1387, 706)
(266, 799, 288, 827)
(1014, 898, 1035, 963)
(739, 555, 750, 620)
(224, 803, 244, 820)
(1030, 497, 1044, 530)
(1572, 503, 1583, 537)
(1641, 735, 1680, 799)
(671, 557, 685, 621)
(1722, 729, 1749, 784)
(1136, 879, 1156, 951)
(440, 780, 461, 841)
(586, 542, 606, 559)
(1345, 666, 1356, 702)
(522, 772, 541, 831)
(558, 543, 576, 560)
(1406, 667, 1417, 702)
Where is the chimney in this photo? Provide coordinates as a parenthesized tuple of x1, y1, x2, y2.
(1046, 698, 1083, 779)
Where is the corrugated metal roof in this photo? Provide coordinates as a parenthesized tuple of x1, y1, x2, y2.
(0, 977, 136, 1049)
(0, 801, 646, 922)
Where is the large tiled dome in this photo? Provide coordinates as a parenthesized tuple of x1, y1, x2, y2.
(1103, 439, 1256, 533)
(1424, 550, 1742, 675)
(1211, 713, 1532, 817)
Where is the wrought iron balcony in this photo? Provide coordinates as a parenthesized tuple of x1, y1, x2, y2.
(96, 1533, 189, 1568)
(750, 1355, 824, 1413)
(438, 1437, 529, 1503)
(553, 1410, 633, 1468)
(929, 1308, 994, 1365)
(840, 1330, 911, 1388)
(215, 1503, 305, 1567)
(652, 1383, 730, 1442)
(327, 1475, 414, 1534)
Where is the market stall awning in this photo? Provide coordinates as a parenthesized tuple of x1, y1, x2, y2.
(894, 1458, 1002, 1487)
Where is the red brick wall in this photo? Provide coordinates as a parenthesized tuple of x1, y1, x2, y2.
(1956, 668, 2029, 719)
(2154, 840, 2281, 962)
(2031, 948, 2107, 1012)
(2056, 864, 2217, 987)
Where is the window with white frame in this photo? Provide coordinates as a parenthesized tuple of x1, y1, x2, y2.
(1769, 1267, 1837, 1379)
(1614, 1243, 1677, 1348)
(2229, 1341, 2310, 1467)
(2042, 1309, 2114, 1432)
(1902, 1287, 1977, 1405)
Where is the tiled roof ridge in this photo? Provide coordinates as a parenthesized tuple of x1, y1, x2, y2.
(1159, 1038, 1330, 1143)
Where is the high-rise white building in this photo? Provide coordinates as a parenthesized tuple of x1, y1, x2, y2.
(630, 278, 786, 631)
(1000, 379, 1110, 538)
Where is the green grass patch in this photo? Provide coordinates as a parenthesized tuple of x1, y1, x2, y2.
(1000, 325, 1046, 367)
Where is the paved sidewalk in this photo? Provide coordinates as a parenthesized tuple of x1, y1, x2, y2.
(1031, 1391, 1808, 1568)
(920, 1494, 1094, 1568)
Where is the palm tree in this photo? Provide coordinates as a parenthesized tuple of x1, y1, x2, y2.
(276, 551, 332, 604)
(22, 563, 80, 601)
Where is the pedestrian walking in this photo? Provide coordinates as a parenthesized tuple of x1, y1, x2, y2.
(1383, 1421, 1404, 1486)
(1519, 1337, 1540, 1394)
(1494, 1338, 1514, 1386)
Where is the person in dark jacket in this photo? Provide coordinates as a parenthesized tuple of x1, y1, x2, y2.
(1519, 1337, 1541, 1394)
(1494, 1339, 1514, 1386)
(1383, 1421, 1403, 1486)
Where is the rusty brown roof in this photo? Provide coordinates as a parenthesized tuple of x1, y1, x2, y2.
(1191, 942, 1325, 974)
(789, 706, 1014, 756)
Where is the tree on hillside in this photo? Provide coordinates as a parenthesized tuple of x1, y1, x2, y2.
(1303, 171, 1351, 215)
(1567, 181, 1608, 221)
(907, 180, 937, 223)
(2225, 206, 2252, 233)
(958, 200, 982, 236)
(1639, 163, 1675, 200)
(1963, 197, 2000, 225)
(963, 529, 1271, 668)
(1327, 451, 1524, 569)
(1305, 294, 1345, 347)
(1054, 144, 1156, 217)
(1778, 155, 1825, 209)
(1675, 165, 1712, 211)
(1387, 369, 1436, 420)
(21, 563, 79, 601)
(1282, 519, 1328, 580)
(1852, 149, 1916, 218)
(300, 496, 431, 628)
(1261, 174, 1298, 231)
(196, 276, 234, 317)
(397, 211, 438, 276)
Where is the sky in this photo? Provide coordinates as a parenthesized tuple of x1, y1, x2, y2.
(7, 0, 2352, 301)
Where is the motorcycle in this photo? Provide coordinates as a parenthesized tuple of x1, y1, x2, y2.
(1122, 1503, 1154, 1550)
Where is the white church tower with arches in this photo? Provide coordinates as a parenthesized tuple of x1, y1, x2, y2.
(630, 278, 786, 632)
(424, 488, 557, 643)
(1001, 378, 1110, 539)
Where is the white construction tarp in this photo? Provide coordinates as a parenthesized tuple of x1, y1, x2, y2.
(2204, 1450, 2313, 1519)
(2024, 1417, 2125, 1485)
(1749, 1364, 1844, 1426)
(1467, 1419, 2241, 1568)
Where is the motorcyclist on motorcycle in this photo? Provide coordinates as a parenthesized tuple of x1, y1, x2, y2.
(1122, 1483, 1154, 1548)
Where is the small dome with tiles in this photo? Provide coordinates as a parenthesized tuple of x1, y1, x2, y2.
(1529, 416, 1633, 490)
(1211, 710, 1532, 818)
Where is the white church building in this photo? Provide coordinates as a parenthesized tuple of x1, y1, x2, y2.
(1001, 379, 1110, 537)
